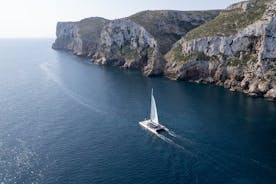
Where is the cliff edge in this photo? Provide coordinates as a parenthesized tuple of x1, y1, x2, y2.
(53, 0, 276, 100)
(52, 10, 220, 76)
(165, 0, 276, 100)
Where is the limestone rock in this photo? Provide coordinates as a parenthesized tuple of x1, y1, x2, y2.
(248, 81, 261, 96)
(53, 10, 220, 76)
(129, 10, 220, 54)
(165, 0, 276, 100)
(265, 88, 276, 99)
(52, 17, 109, 56)
(92, 19, 164, 76)
(258, 81, 271, 93)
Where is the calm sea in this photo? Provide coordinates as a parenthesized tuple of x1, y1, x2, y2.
(0, 39, 275, 184)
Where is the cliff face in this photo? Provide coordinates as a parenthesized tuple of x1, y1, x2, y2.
(129, 10, 220, 54)
(53, 10, 220, 76)
(53, 1, 276, 100)
(92, 19, 164, 76)
(52, 17, 109, 56)
(165, 0, 276, 100)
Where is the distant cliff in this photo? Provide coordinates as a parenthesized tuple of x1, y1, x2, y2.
(52, 17, 109, 56)
(53, 0, 276, 100)
(53, 10, 220, 76)
(129, 10, 220, 55)
(165, 0, 276, 100)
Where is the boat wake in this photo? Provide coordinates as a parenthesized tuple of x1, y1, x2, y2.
(152, 127, 275, 174)
(155, 131, 193, 155)
(141, 89, 195, 155)
(39, 63, 103, 114)
(164, 127, 177, 137)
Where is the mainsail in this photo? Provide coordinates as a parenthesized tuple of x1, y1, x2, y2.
(150, 89, 159, 124)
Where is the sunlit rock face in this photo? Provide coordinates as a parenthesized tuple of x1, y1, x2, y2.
(53, 10, 220, 76)
(52, 17, 109, 56)
(92, 19, 164, 76)
(53, 0, 276, 100)
(165, 0, 276, 100)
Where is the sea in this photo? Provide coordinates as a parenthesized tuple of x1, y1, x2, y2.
(0, 39, 275, 184)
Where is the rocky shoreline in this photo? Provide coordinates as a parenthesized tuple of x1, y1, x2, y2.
(164, 0, 276, 100)
(53, 0, 276, 100)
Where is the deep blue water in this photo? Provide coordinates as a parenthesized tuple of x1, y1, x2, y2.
(0, 39, 275, 184)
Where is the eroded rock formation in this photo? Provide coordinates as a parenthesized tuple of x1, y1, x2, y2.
(165, 0, 276, 100)
(53, 0, 276, 100)
(53, 10, 220, 76)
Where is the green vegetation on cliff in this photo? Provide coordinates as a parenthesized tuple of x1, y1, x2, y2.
(185, 0, 268, 40)
(166, 44, 259, 65)
(165, 44, 210, 63)
(227, 55, 258, 66)
(129, 10, 220, 54)
(121, 47, 138, 60)
(77, 17, 109, 38)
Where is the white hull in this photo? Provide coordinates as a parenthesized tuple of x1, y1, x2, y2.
(139, 120, 165, 134)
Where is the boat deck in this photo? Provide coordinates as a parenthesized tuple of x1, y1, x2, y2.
(139, 120, 165, 134)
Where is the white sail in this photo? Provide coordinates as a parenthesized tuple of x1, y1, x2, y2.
(150, 89, 159, 124)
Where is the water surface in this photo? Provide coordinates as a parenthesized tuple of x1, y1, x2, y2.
(0, 39, 275, 184)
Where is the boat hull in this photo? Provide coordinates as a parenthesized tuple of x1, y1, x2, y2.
(139, 120, 165, 134)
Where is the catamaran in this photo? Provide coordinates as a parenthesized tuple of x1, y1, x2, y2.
(139, 89, 165, 134)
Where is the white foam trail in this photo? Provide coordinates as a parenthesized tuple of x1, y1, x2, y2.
(39, 63, 103, 114)
(149, 125, 275, 173)
(163, 127, 196, 146)
(155, 131, 193, 156)
(164, 127, 177, 137)
(157, 134, 193, 156)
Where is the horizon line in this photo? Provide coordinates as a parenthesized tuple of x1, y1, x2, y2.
(0, 37, 55, 39)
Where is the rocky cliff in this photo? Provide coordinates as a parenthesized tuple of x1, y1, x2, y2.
(165, 0, 276, 100)
(129, 10, 220, 54)
(53, 0, 276, 100)
(92, 19, 164, 75)
(52, 17, 109, 56)
(53, 10, 220, 76)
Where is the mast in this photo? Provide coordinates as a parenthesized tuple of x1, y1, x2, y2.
(150, 89, 159, 124)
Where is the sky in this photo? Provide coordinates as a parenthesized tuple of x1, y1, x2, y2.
(0, 0, 242, 38)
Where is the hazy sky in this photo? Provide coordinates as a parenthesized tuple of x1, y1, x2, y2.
(0, 0, 242, 38)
